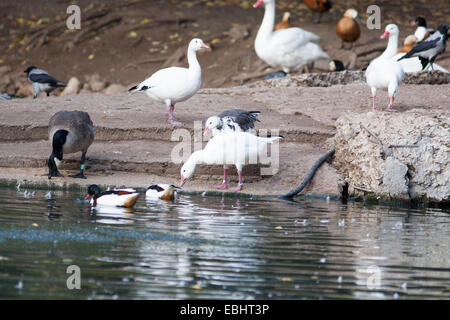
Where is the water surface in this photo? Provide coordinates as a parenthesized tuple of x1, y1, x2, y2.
(0, 187, 448, 299)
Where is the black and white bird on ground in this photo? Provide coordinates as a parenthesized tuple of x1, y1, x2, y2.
(203, 109, 261, 136)
(24, 66, 66, 98)
(398, 24, 448, 70)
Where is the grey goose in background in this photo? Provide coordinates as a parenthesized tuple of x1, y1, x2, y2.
(398, 24, 448, 70)
(47, 110, 94, 179)
(204, 109, 261, 136)
(24, 66, 66, 98)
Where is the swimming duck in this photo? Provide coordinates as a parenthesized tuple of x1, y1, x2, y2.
(84, 184, 140, 208)
(365, 24, 404, 112)
(253, 0, 329, 74)
(128, 38, 209, 126)
(46, 110, 94, 179)
(180, 132, 282, 191)
(336, 9, 360, 50)
(203, 109, 260, 137)
(412, 17, 434, 42)
(304, 0, 332, 23)
(146, 184, 179, 201)
(274, 12, 291, 31)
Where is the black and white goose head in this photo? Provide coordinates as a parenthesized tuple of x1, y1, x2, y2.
(47, 129, 68, 179)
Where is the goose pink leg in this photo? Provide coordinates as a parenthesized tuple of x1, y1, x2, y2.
(372, 95, 376, 111)
(168, 104, 184, 126)
(214, 168, 228, 189)
(229, 170, 243, 192)
(386, 96, 398, 112)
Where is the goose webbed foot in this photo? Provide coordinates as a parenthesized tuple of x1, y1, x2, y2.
(69, 171, 87, 179)
(168, 119, 185, 126)
(386, 106, 398, 112)
(229, 185, 243, 192)
(43, 171, 64, 179)
(214, 182, 228, 190)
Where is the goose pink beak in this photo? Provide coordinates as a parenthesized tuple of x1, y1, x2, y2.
(203, 127, 209, 136)
(84, 194, 91, 200)
(180, 176, 186, 187)
(380, 31, 389, 39)
(201, 43, 210, 49)
(253, 0, 263, 8)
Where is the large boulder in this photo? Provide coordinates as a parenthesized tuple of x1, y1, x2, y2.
(334, 111, 449, 202)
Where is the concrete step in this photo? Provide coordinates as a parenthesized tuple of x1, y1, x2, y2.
(0, 139, 292, 180)
(0, 92, 333, 143)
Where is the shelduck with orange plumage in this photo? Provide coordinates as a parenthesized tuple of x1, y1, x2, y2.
(397, 35, 417, 53)
(84, 184, 140, 208)
(336, 9, 360, 50)
(304, 0, 332, 23)
(274, 12, 291, 30)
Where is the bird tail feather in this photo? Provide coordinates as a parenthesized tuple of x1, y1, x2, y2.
(128, 85, 139, 93)
(268, 136, 283, 143)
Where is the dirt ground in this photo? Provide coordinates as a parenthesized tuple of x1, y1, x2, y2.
(1, 0, 449, 91)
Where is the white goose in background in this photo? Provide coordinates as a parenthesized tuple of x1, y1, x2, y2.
(128, 38, 209, 125)
(252, 0, 329, 74)
(146, 184, 179, 201)
(84, 184, 140, 208)
(365, 24, 404, 112)
(180, 132, 282, 191)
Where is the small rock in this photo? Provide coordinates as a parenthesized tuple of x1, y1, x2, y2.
(87, 74, 106, 92)
(15, 84, 33, 97)
(0, 65, 11, 75)
(62, 77, 81, 96)
(103, 84, 126, 94)
(224, 25, 250, 43)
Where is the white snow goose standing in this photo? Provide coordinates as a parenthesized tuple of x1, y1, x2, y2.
(146, 184, 179, 201)
(84, 184, 140, 208)
(180, 132, 282, 191)
(203, 109, 261, 137)
(128, 38, 209, 125)
(252, 0, 329, 74)
(365, 24, 404, 112)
